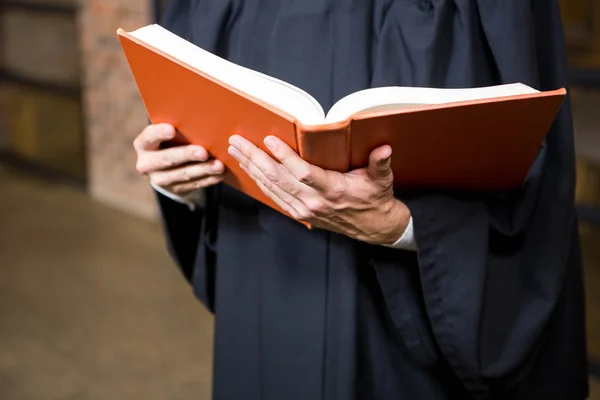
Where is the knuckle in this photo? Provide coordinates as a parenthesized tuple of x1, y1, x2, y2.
(280, 180, 297, 195)
(326, 182, 346, 201)
(249, 149, 265, 166)
(296, 207, 313, 221)
(136, 160, 148, 174)
(305, 198, 325, 215)
(143, 124, 155, 133)
(162, 154, 176, 168)
(297, 169, 313, 185)
(263, 168, 278, 183)
(247, 148, 258, 161)
(258, 177, 273, 192)
(136, 126, 153, 147)
(181, 167, 193, 182)
(239, 160, 249, 171)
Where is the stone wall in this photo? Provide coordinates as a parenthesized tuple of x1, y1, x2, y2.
(78, 0, 158, 219)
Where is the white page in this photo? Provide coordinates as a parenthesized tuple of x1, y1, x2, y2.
(129, 24, 326, 125)
(325, 84, 540, 123)
(129, 25, 541, 127)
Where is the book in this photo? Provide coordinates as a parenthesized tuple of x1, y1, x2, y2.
(117, 24, 566, 219)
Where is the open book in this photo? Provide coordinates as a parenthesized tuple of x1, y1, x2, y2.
(118, 24, 566, 219)
(125, 24, 542, 125)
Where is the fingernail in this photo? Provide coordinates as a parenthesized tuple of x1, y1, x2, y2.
(212, 160, 224, 172)
(164, 126, 175, 138)
(229, 136, 241, 148)
(228, 146, 241, 160)
(194, 149, 208, 161)
(264, 137, 276, 151)
(382, 145, 392, 159)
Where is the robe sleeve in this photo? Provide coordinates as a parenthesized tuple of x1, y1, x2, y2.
(371, 1, 580, 397)
(153, 0, 219, 312)
(154, 190, 203, 283)
(154, 166, 219, 314)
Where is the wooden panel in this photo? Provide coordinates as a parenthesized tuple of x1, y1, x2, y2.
(0, 83, 85, 178)
(560, 0, 600, 69)
(0, 8, 80, 86)
(576, 158, 600, 207)
(560, 0, 594, 47)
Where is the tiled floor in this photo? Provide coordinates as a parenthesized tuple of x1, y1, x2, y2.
(0, 163, 599, 399)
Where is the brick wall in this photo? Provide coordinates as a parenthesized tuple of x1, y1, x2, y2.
(78, 0, 158, 220)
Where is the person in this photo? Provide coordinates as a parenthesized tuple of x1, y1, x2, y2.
(133, 0, 589, 398)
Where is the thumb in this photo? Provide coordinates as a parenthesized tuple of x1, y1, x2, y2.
(367, 145, 393, 181)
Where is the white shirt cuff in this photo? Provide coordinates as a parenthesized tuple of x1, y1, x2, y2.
(383, 216, 417, 251)
(150, 181, 205, 211)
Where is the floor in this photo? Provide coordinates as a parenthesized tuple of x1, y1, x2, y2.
(1, 162, 600, 399)
(0, 165, 214, 400)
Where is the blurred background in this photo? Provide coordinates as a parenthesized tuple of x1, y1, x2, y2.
(0, 0, 599, 399)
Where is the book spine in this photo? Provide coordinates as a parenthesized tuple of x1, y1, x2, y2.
(294, 121, 351, 173)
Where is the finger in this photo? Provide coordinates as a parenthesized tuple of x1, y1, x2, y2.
(238, 161, 310, 219)
(134, 124, 176, 152)
(239, 163, 309, 220)
(228, 136, 304, 197)
(367, 145, 393, 182)
(253, 175, 304, 220)
(137, 144, 210, 174)
(165, 175, 225, 196)
(263, 136, 329, 191)
(150, 159, 225, 187)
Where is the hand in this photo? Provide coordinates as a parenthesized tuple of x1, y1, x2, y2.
(228, 135, 410, 245)
(134, 123, 225, 196)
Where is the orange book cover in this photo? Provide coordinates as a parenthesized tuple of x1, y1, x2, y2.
(117, 25, 566, 220)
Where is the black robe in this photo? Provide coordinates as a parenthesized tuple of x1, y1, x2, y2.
(156, 1, 589, 399)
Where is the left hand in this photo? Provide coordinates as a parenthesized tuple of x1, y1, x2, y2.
(228, 134, 411, 245)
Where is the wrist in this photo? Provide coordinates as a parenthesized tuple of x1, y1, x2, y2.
(377, 199, 411, 245)
(151, 181, 205, 210)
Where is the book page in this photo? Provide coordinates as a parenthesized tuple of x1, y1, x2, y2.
(129, 24, 326, 125)
(325, 83, 540, 123)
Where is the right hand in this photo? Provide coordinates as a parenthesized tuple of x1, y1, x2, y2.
(134, 123, 225, 196)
